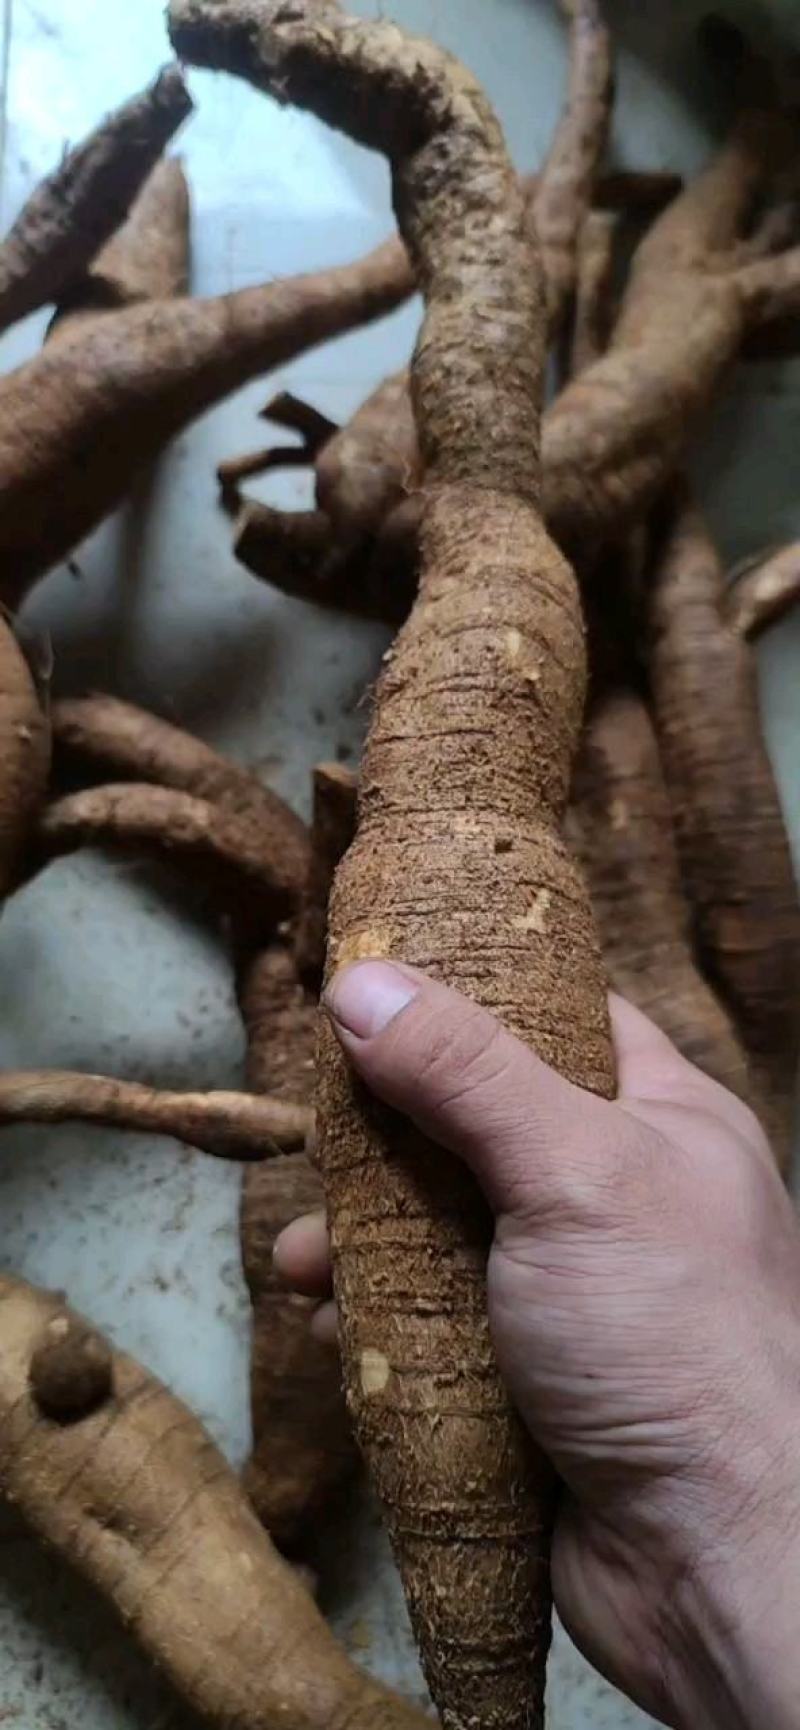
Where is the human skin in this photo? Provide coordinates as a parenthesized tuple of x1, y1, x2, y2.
(277, 960, 800, 1730)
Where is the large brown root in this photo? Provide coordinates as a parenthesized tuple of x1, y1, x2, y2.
(648, 491, 800, 1169)
(0, 67, 192, 336)
(52, 693, 310, 908)
(36, 782, 297, 933)
(172, 5, 614, 1727)
(724, 540, 800, 641)
(0, 618, 51, 898)
(568, 690, 757, 1110)
(0, 1272, 430, 1730)
(0, 232, 416, 605)
(0, 1070, 310, 1158)
(48, 157, 190, 341)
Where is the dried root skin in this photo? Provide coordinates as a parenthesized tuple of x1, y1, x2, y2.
(569, 690, 756, 1106)
(237, 944, 357, 1546)
(0, 1069, 310, 1158)
(648, 493, 800, 1168)
(171, 5, 614, 1726)
(0, 66, 192, 335)
(37, 782, 298, 931)
(295, 761, 358, 989)
(48, 157, 191, 341)
(52, 693, 310, 909)
(533, 0, 613, 335)
(0, 618, 51, 898)
(0, 232, 415, 604)
(0, 1273, 431, 1730)
(724, 541, 800, 641)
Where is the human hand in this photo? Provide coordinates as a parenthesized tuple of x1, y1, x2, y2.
(275, 960, 800, 1730)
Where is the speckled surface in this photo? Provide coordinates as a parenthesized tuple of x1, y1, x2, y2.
(0, 1, 797, 1725)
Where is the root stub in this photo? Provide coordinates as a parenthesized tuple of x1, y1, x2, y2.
(30, 1315, 113, 1420)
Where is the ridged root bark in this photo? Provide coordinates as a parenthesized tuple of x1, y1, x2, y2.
(170, 5, 615, 1728)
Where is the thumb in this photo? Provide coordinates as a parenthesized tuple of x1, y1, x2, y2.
(324, 959, 623, 1220)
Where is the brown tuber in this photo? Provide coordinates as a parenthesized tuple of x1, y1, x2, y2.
(171, 4, 615, 1728)
(568, 689, 756, 1109)
(52, 692, 310, 910)
(0, 1272, 432, 1730)
(36, 781, 303, 933)
(648, 490, 800, 1168)
(48, 155, 191, 339)
(0, 230, 419, 603)
(0, 67, 192, 336)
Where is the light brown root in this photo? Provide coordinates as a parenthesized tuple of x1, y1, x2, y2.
(724, 541, 800, 641)
(0, 616, 51, 899)
(0, 1272, 431, 1730)
(647, 489, 800, 1170)
(51, 693, 309, 910)
(0, 1070, 310, 1158)
(0, 229, 416, 605)
(171, 7, 614, 1729)
(295, 762, 358, 990)
(568, 690, 757, 1108)
(0, 67, 192, 336)
(533, 0, 613, 335)
(48, 157, 191, 341)
(36, 782, 297, 933)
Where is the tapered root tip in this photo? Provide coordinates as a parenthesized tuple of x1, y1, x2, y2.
(30, 1314, 113, 1420)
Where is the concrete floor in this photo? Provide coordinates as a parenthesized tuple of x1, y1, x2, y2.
(0, 0, 798, 1724)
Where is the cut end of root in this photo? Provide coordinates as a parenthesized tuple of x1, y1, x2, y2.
(30, 1315, 113, 1421)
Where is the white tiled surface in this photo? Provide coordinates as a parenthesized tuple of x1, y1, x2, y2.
(0, 1, 798, 1725)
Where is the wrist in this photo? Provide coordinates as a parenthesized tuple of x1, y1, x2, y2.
(663, 1411, 800, 1729)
